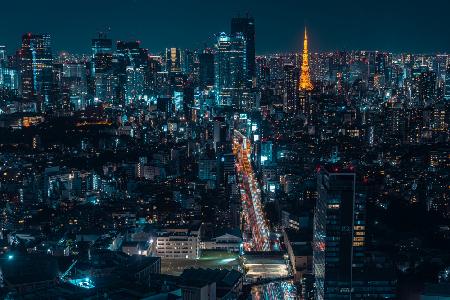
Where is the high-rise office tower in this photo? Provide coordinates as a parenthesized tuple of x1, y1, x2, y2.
(94, 72, 118, 103)
(256, 56, 270, 87)
(165, 48, 182, 73)
(0, 68, 18, 91)
(314, 166, 365, 299)
(198, 50, 215, 88)
(374, 52, 390, 87)
(327, 51, 347, 85)
(146, 56, 162, 96)
(214, 32, 246, 107)
(92, 33, 112, 57)
(61, 62, 88, 110)
(90, 33, 116, 103)
(115, 41, 148, 104)
(231, 14, 256, 83)
(116, 41, 148, 68)
(283, 64, 300, 113)
(182, 49, 195, 74)
(383, 98, 406, 142)
(18, 33, 53, 103)
(0, 46, 18, 90)
(0, 45, 6, 64)
(213, 117, 228, 152)
(411, 67, 436, 106)
(125, 65, 145, 105)
(433, 54, 448, 84)
(444, 63, 450, 101)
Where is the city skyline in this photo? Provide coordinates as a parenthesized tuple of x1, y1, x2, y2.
(0, 0, 449, 54)
(0, 6, 449, 300)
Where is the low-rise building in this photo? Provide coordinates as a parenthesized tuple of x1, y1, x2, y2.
(201, 230, 242, 252)
(283, 228, 313, 282)
(156, 223, 202, 259)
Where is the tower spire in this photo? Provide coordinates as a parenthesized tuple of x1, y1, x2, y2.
(299, 27, 314, 91)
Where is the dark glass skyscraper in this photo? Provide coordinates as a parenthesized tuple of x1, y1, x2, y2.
(90, 33, 115, 103)
(0, 45, 6, 62)
(214, 32, 246, 107)
(231, 15, 255, 83)
(18, 33, 53, 104)
(165, 48, 182, 73)
(443, 63, 450, 101)
(411, 67, 437, 106)
(313, 166, 365, 299)
(283, 64, 299, 113)
(198, 50, 215, 88)
(92, 33, 112, 57)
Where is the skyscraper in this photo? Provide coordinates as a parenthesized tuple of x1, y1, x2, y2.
(299, 28, 314, 92)
(283, 64, 300, 113)
(313, 166, 365, 299)
(0, 45, 18, 91)
(214, 32, 246, 107)
(0, 45, 6, 63)
(165, 48, 182, 73)
(61, 61, 88, 110)
(18, 33, 53, 103)
(198, 50, 215, 88)
(91, 33, 112, 57)
(444, 63, 450, 101)
(91, 34, 112, 76)
(231, 14, 255, 83)
(90, 33, 115, 103)
(411, 67, 436, 106)
(125, 65, 145, 105)
(116, 41, 148, 68)
(116, 41, 149, 105)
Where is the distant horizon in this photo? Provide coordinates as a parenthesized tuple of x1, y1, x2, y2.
(2, 31, 448, 57)
(0, 0, 448, 56)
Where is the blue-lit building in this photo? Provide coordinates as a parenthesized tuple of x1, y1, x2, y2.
(173, 91, 183, 112)
(314, 166, 365, 299)
(314, 166, 396, 299)
(411, 66, 437, 106)
(165, 47, 182, 73)
(0, 67, 19, 90)
(444, 64, 450, 101)
(91, 33, 114, 103)
(214, 32, 246, 108)
(199, 50, 215, 88)
(283, 64, 300, 113)
(231, 15, 256, 83)
(18, 33, 53, 104)
(92, 33, 112, 57)
(260, 141, 273, 166)
(125, 66, 145, 105)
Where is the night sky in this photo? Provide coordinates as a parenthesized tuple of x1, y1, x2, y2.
(1, 0, 449, 54)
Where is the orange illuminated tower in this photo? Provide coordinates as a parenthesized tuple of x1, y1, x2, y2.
(299, 27, 314, 91)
